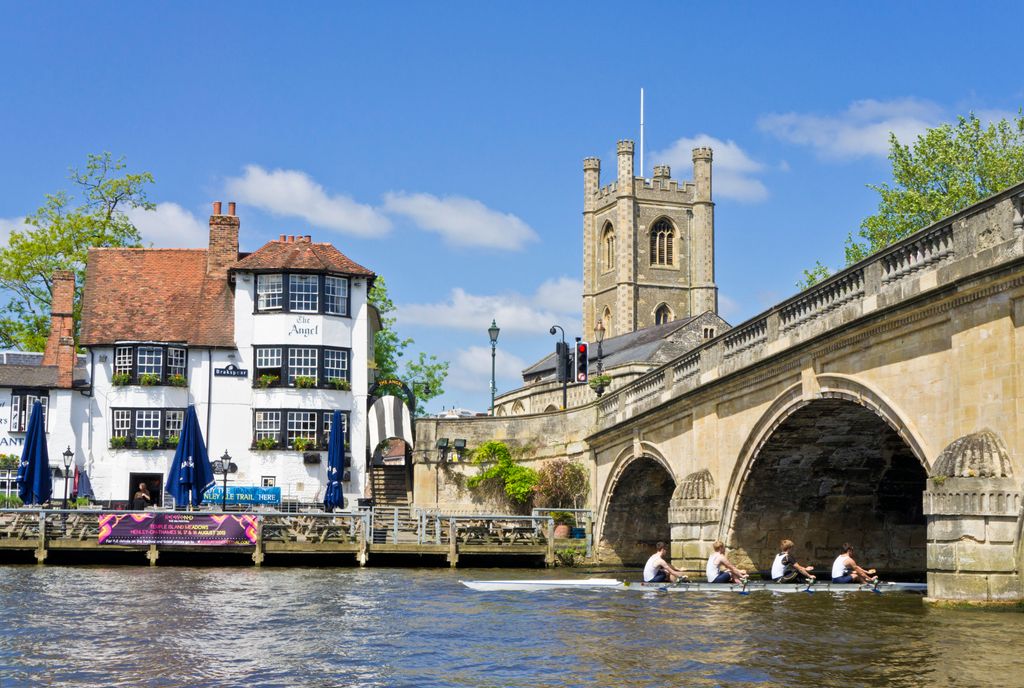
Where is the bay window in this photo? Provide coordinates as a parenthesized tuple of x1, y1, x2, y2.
(252, 272, 351, 317)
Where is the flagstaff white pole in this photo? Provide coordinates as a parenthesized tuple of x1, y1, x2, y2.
(639, 87, 644, 178)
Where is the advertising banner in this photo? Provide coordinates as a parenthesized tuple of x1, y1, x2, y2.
(204, 485, 282, 506)
(97, 513, 258, 546)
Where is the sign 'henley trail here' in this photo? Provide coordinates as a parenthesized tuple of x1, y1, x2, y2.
(97, 513, 258, 547)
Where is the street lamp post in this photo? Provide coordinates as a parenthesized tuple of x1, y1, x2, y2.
(216, 450, 237, 511)
(592, 320, 607, 397)
(61, 446, 73, 510)
(488, 319, 500, 415)
(549, 324, 568, 410)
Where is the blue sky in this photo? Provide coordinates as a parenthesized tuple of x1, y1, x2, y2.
(1, 2, 1022, 413)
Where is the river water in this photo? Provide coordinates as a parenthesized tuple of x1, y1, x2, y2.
(0, 566, 1022, 688)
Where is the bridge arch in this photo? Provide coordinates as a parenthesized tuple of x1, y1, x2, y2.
(596, 442, 678, 565)
(722, 376, 930, 578)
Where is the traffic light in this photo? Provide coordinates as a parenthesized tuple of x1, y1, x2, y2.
(575, 341, 589, 382)
(555, 342, 569, 383)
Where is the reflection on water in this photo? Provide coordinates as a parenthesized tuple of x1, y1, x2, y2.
(0, 567, 1021, 687)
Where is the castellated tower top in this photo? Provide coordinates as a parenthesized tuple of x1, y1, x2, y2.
(653, 165, 671, 180)
(617, 140, 635, 154)
(583, 157, 601, 171)
(692, 147, 713, 162)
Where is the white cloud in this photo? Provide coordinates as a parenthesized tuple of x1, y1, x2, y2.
(758, 98, 945, 160)
(446, 346, 529, 392)
(382, 192, 538, 250)
(397, 278, 581, 334)
(717, 293, 743, 323)
(126, 203, 207, 248)
(225, 165, 390, 237)
(0, 216, 30, 248)
(649, 135, 768, 202)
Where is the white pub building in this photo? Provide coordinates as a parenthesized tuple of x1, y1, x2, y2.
(0, 201, 378, 508)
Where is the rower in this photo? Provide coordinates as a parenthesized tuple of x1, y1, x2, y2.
(706, 540, 747, 584)
(643, 541, 688, 583)
(831, 543, 877, 584)
(770, 539, 815, 583)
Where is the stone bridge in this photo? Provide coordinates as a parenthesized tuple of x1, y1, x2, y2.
(414, 183, 1024, 603)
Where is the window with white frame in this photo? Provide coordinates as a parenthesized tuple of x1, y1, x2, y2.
(167, 348, 187, 378)
(253, 346, 350, 388)
(324, 275, 349, 315)
(164, 409, 184, 438)
(261, 476, 276, 487)
(114, 346, 133, 376)
(324, 349, 348, 382)
(111, 344, 188, 384)
(253, 409, 349, 450)
(254, 411, 281, 441)
(287, 347, 318, 383)
(256, 274, 284, 310)
(110, 408, 184, 446)
(288, 274, 319, 312)
(136, 347, 163, 376)
(135, 410, 161, 437)
(9, 391, 48, 433)
(287, 411, 318, 446)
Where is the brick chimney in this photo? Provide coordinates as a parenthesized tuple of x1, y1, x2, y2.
(207, 200, 240, 277)
(41, 270, 77, 388)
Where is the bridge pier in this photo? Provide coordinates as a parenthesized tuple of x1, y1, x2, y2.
(923, 431, 1022, 604)
(669, 469, 722, 573)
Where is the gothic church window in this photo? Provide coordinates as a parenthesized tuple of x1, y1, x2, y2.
(655, 304, 672, 325)
(602, 224, 615, 272)
(649, 219, 674, 266)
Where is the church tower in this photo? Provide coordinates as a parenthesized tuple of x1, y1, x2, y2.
(582, 140, 716, 341)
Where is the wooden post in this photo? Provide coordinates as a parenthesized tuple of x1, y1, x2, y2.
(34, 511, 47, 565)
(545, 518, 555, 567)
(447, 518, 458, 568)
(252, 518, 265, 567)
(358, 515, 368, 566)
(584, 513, 593, 559)
(146, 544, 159, 566)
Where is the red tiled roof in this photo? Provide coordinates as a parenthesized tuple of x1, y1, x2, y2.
(79, 248, 236, 347)
(233, 237, 375, 276)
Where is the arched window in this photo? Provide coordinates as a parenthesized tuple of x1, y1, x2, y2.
(649, 218, 674, 266)
(511, 400, 525, 415)
(601, 223, 615, 272)
(655, 304, 672, 325)
(602, 307, 613, 336)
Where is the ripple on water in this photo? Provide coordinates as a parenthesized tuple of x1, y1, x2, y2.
(0, 567, 1022, 687)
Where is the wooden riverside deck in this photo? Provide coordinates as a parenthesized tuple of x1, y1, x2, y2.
(0, 508, 593, 567)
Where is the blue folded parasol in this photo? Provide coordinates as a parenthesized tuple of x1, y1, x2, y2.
(164, 405, 215, 508)
(323, 409, 346, 511)
(16, 401, 52, 505)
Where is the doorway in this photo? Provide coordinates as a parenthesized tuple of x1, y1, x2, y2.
(129, 472, 164, 507)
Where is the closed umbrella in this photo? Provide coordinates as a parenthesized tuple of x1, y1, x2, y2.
(16, 401, 52, 505)
(164, 405, 215, 509)
(323, 409, 345, 511)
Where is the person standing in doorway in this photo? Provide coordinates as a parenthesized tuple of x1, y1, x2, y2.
(132, 482, 151, 510)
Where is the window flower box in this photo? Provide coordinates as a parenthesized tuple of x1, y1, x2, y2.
(110, 436, 128, 449)
(256, 374, 279, 389)
(294, 376, 317, 389)
(138, 373, 161, 386)
(112, 373, 132, 386)
(254, 437, 278, 450)
(168, 374, 188, 387)
(135, 436, 161, 450)
(328, 378, 351, 391)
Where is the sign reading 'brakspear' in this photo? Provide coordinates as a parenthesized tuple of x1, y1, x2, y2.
(97, 513, 257, 546)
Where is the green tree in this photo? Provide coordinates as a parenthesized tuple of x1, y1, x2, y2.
(799, 111, 1024, 289)
(466, 441, 538, 510)
(0, 153, 154, 349)
(368, 276, 448, 414)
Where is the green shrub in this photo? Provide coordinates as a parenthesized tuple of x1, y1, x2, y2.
(109, 436, 128, 449)
(292, 437, 311, 451)
(555, 544, 586, 567)
(467, 441, 538, 509)
(328, 377, 351, 391)
(535, 459, 590, 510)
(0, 454, 19, 470)
(138, 373, 161, 386)
(257, 374, 279, 388)
(0, 495, 24, 508)
(255, 437, 278, 450)
(165, 435, 180, 448)
(111, 372, 132, 386)
(294, 376, 317, 389)
(167, 373, 188, 387)
(72, 497, 90, 508)
(135, 436, 161, 450)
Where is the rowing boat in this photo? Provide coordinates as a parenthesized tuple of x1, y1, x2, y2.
(459, 578, 927, 594)
(459, 578, 622, 592)
(623, 580, 927, 594)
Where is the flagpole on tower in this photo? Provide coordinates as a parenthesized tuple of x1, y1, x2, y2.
(639, 87, 644, 178)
